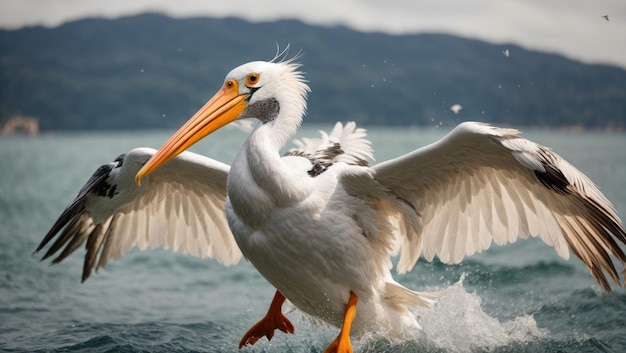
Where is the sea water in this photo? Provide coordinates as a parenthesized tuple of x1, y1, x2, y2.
(1, 125, 625, 352)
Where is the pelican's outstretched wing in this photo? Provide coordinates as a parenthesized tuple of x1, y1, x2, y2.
(35, 147, 241, 282)
(343, 122, 626, 291)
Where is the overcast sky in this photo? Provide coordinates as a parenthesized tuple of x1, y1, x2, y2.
(1, 0, 625, 68)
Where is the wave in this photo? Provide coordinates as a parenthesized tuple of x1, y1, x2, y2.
(11, 282, 621, 353)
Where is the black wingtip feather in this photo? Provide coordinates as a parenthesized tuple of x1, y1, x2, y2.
(35, 161, 116, 261)
(534, 164, 571, 195)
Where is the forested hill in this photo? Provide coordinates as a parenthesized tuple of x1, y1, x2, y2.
(1, 13, 625, 131)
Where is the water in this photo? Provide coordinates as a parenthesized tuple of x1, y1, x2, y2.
(1, 125, 625, 352)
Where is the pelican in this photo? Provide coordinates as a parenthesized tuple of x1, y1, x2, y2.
(36, 58, 626, 353)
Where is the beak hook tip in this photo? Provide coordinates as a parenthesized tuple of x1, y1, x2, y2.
(135, 172, 143, 186)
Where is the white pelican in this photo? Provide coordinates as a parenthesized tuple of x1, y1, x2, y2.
(36, 58, 626, 353)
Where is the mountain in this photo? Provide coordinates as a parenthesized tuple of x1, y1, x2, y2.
(1, 13, 625, 131)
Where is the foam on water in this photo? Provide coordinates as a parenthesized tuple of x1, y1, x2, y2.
(412, 275, 546, 352)
(347, 274, 547, 353)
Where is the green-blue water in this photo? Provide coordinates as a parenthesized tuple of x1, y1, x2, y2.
(1, 125, 625, 352)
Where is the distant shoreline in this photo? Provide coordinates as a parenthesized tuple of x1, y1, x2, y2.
(3, 14, 625, 133)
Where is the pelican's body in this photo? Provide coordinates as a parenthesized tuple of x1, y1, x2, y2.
(36, 58, 626, 352)
(228, 124, 419, 335)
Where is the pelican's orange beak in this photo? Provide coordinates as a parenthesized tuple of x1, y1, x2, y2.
(135, 79, 247, 185)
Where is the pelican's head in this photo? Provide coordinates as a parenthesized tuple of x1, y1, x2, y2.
(135, 60, 310, 185)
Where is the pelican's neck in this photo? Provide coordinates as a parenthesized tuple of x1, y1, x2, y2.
(229, 61, 310, 211)
(251, 120, 295, 176)
(227, 121, 308, 229)
(228, 119, 307, 212)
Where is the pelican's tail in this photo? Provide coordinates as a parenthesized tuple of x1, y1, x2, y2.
(384, 282, 440, 310)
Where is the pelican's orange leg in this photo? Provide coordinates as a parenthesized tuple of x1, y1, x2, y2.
(239, 290, 295, 348)
(324, 291, 358, 353)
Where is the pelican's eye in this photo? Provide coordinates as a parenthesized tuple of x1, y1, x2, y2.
(246, 72, 260, 87)
(225, 79, 236, 89)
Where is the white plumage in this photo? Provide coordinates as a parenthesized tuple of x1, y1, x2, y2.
(37, 148, 240, 281)
(36, 59, 626, 353)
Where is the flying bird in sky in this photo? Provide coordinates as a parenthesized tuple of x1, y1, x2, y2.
(36, 56, 626, 353)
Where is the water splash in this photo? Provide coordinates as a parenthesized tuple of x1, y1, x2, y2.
(410, 274, 546, 352)
(278, 274, 547, 352)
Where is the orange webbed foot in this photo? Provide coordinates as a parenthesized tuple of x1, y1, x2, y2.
(323, 291, 358, 353)
(239, 290, 294, 348)
(323, 337, 352, 353)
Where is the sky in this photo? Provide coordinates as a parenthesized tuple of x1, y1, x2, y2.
(1, 0, 625, 69)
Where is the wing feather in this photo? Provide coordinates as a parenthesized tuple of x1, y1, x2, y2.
(286, 122, 374, 176)
(36, 147, 242, 281)
(350, 122, 625, 291)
